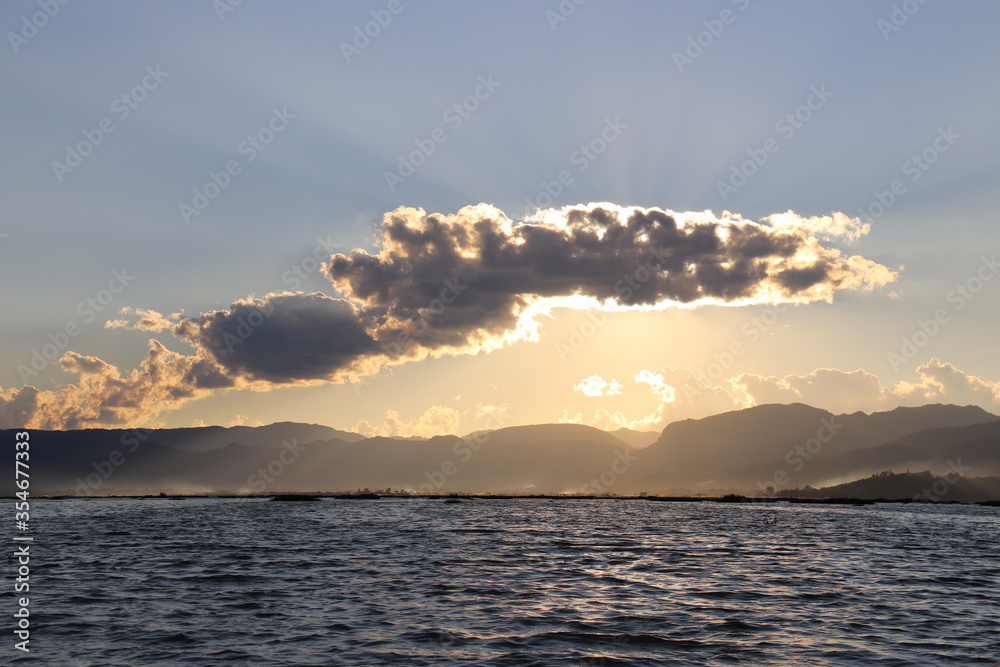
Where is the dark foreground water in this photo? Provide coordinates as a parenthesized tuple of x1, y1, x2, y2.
(8, 498, 1000, 665)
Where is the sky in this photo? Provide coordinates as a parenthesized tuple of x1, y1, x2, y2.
(2, 0, 999, 436)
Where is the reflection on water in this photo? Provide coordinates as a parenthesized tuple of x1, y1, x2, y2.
(16, 498, 1000, 665)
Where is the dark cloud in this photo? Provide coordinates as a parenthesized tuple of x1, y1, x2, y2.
(326, 203, 894, 349)
(776, 262, 833, 291)
(175, 293, 378, 383)
(171, 204, 896, 386)
(0, 204, 897, 428)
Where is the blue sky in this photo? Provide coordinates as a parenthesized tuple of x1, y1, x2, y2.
(2, 1, 999, 433)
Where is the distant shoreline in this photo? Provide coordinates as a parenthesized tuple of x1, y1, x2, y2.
(10, 493, 1000, 506)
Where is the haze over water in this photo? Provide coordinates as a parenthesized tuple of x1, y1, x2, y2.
(23, 497, 1000, 665)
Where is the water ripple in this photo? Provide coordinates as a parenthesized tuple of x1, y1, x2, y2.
(15, 498, 1000, 666)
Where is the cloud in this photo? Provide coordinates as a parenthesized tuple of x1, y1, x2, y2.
(227, 414, 263, 427)
(354, 405, 461, 438)
(474, 403, 508, 420)
(587, 407, 664, 431)
(627, 359, 1000, 427)
(331, 202, 892, 323)
(0, 385, 40, 430)
(631, 366, 746, 423)
(762, 210, 870, 244)
(634, 370, 676, 402)
(894, 358, 1000, 407)
(173, 292, 379, 384)
(731, 360, 1000, 415)
(573, 375, 623, 397)
(107, 204, 898, 388)
(566, 360, 1000, 433)
(0, 340, 230, 429)
(730, 367, 893, 414)
(557, 410, 583, 425)
(0, 203, 897, 429)
(568, 366, 745, 430)
(105, 307, 181, 331)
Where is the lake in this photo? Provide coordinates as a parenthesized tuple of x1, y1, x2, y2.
(12, 498, 1000, 665)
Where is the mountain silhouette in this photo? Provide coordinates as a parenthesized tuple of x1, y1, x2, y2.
(610, 427, 660, 449)
(778, 470, 1000, 502)
(140, 421, 365, 451)
(819, 420, 1000, 481)
(630, 403, 998, 493)
(2, 403, 996, 496)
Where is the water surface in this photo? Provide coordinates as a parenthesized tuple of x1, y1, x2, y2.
(13, 498, 1000, 665)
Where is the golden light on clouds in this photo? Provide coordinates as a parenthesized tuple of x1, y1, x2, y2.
(2, 202, 899, 430)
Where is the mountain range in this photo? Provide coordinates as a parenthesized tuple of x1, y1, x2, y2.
(778, 470, 1000, 503)
(3, 403, 998, 499)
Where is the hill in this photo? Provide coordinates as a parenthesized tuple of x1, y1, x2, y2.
(628, 403, 998, 493)
(1, 422, 636, 495)
(3, 404, 996, 496)
(610, 428, 660, 449)
(777, 470, 1000, 503)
